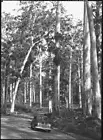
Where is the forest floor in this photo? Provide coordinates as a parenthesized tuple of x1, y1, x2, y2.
(1, 115, 75, 139)
(1, 103, 101, 140)
(51, 108, 101, 140)
(1, 114, 93, 140)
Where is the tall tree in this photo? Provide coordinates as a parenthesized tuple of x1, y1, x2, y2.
(94, 2, 102, 84)
(39, 47, 42, 108)
(80, 47, 83, 109)
(68, 46, 72, 109)
(54, 1, 61, 111)
(33, 84, 35, 103)
(78, 57, 82, 108)
(4, 64, 7, 114)
(30, 63, 33, 107)
(10, 38, 40, 112)
(83, 1, 92, 116)
(86, 1, 101, 119)
(24, 80, 27, 103)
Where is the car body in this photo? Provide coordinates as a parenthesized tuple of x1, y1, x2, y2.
(31, 113, 51, 132)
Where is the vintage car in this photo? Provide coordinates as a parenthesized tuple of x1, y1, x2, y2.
(31, 112, 51, 132)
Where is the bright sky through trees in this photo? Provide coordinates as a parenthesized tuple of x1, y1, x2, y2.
(62, 1, 83, 20)
(2, 1, 84, 21)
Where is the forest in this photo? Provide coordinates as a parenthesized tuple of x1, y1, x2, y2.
(1, 1, 102, 140)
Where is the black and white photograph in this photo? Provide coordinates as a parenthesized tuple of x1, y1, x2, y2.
(1, 1, 102, 139)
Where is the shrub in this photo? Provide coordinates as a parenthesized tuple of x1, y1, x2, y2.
(15, 104, 32, 113)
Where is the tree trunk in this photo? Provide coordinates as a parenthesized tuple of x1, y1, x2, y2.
(78, 57, 82, 108)
(48, 59, 53, 112)
(82, 1, 86, 115)
(27, 80, 29, 98)
(2, 68, 6, 107)
(86, 1, 101, 119)
(10, 83, 13, 103)
(24, 81, 27, 104)
(2, 83, 5, 108)
(33, 84, 35, 103)
(49, 98, 52, 113)
(83, 1, 92, 116)
(68, 47, 72, 109)
(57, 65, 60, 109)
(10, 40, 40, 112)
(10, 78, 21, 112)
(80, 49, 83, 109)
(12, 82, 15, 103)
(54, 1, 61, 111)
(65, 85, 69, 108)
(95, 1, 101, 84)
(65, 85, 69, 109)
(95, 1, 101, 60)
(4, 78, 7, 114)
(4, 64, 8, 114)
(54, 73, 58, 111)
(8, 76, 10, 103)
(30, 63, 33, 107)
(39, 47, 42, 108)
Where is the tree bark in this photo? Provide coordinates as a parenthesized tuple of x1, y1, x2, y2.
(54, 73, 58, 111)
(82, 1, 86, 115)
(49, 99, 52, 113)
(33, 84, 35, 103)
(10, 39, 40, 113)
(2, 68, 6, 107)
(4, 64, 8, 114)
(2, 84, 5, 106)
(39, 47, 42, 108)
(80, 49, 83, 109)
(95, 2, 101, 60)
(65, 85, 69, 109)
(10, 83, 13, 103)
(86, 1, 101, 119)
(78, 57, 82, 108)
(57, 65, 60, 109)
(83, 1, 92, 116)
(95, 1, 101, 84)
(27, 80, 29, 99)
(68, 47, 72, 109)
(12, 82, 15, 103)
(24, 81, 27, 103)
(54, 1, 61, 111)
(30, 63, 33, 107)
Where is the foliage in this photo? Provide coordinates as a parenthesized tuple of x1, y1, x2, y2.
(1, 1, 101, 134)
(51, 108, 101, 140)
(1, 1, 83, 99)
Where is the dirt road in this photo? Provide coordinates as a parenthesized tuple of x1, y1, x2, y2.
(1, 116, 92, 139)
